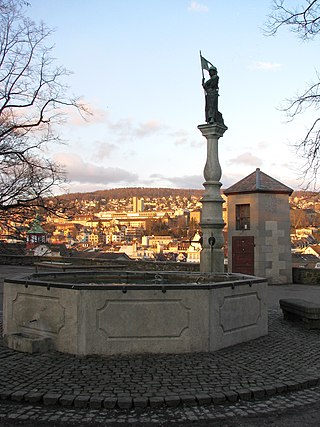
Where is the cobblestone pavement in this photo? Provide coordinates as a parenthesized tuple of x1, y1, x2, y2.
(2, 309, 320, 411)
(1, 385, 320, 426)
(1, 265, 320, 425)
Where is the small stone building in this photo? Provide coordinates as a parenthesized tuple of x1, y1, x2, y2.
(224, 168, 293, 284)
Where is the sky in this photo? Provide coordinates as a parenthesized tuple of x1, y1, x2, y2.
(26, 0, 320, 194)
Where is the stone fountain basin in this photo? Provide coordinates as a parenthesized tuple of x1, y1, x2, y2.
(3, 271, 268, 356)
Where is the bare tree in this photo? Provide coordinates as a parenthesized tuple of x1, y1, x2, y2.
(266, 0, 320, 39)
(0, 0, 87, 235)
(266, 0, 320, 188)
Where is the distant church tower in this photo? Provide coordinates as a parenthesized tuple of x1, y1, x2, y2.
(26, 218, 48, 249)
(224, 168, 293, 284)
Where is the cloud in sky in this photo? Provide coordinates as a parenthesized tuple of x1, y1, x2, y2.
(166, 174, 203, 188)
(170, 130, 202, 148)
(66, 101, 108, 126)
(172, 130, 191, 146)
(92, 141, 118, 161)
(108, 117, 166, 140)
(228, 152, 262, 167)
(187, 1, 209, 12)
(134, 120, 166, 138)
(249, 61, 282, 71)
(257, 140, 269, 149)
(149, 173, 203, 189)
(174, 137, 188, 146)
(54, 152, 138, 185)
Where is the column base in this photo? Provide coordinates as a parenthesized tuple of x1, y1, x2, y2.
(200, 249, 225, 273)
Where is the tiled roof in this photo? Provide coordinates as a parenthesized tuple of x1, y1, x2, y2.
(224, 168, 293, 195)
(27, 219, 47, 235)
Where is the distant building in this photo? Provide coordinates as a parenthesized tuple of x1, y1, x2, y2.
(294, 227, 317, 238)
(189, 209, 201, 224)
(88, 232, 106, 246)
(186, 231, 202, 263)
(132, 197, 144, 213)
(141, 236, 150, 246)
(26, 218, 48, 248)
(112, 233, 123, 243)
(33, 243, 69, 257)
(176, 252, 186, 262)
(301, 245, 320, 258)
(149, 236, 172, 247)
(118, 242, 138, 259)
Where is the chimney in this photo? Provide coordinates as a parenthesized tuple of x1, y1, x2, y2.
(256, 168, 261, 190)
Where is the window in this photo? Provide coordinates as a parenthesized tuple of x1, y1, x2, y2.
(236, 204, 250, 230)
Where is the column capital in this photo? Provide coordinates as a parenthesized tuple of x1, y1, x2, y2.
(198, 123, 228, 138)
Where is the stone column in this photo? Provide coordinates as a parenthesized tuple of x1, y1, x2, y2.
(198, 123, 227, 273)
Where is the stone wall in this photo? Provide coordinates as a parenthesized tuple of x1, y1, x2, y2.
(293, 267, 320, 285)
(0, 255, 35, 265)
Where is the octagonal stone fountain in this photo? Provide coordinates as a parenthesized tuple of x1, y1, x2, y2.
(3, 270, 267, 355)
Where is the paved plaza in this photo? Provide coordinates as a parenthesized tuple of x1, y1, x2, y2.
(1, 265, 320, 425)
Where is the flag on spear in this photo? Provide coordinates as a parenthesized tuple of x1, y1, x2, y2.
(200, 53, 213, 71)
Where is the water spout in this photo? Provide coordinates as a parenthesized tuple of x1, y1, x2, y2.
(152, 274, 164, 284)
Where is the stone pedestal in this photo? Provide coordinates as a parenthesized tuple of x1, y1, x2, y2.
(198, 123, 227, 273)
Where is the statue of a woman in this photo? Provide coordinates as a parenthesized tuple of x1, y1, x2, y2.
(202, 66, 224, 125)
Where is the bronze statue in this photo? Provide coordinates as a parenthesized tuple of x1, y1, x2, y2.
(200, 53, 224, 125)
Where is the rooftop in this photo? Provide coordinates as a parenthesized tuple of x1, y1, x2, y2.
(224, 168, 293, 195)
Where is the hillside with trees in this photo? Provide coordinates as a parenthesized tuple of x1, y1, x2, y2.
(58, 187, 204, 202)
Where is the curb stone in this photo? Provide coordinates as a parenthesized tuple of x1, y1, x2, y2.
(1, 376, 320, 411)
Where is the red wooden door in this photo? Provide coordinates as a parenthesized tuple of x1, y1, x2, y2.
(232, 236, 254, 275)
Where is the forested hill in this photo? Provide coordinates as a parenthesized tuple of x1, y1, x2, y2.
(57, 188, 316, 203)
(59, 187, 204, 201)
